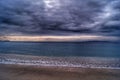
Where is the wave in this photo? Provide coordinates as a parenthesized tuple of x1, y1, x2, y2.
(0, 54, 120, 69)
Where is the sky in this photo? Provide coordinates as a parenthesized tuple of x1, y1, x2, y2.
(0, 0, 120, 41)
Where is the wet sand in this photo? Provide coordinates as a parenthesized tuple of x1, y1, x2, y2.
(0, 64, 120, 80)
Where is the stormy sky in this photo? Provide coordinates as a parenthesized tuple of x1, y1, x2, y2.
(0, 0, 120, 37)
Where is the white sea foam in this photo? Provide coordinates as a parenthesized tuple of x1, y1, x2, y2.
(0, 54, 120, 69)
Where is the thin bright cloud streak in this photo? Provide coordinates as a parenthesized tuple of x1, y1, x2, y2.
(0, 35, 119, 42)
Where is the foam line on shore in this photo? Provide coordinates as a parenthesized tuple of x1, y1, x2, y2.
(0, 54, 120, 69)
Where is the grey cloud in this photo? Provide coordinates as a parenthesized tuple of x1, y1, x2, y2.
(0, 0, 120, 36)
(100, 21, 120, 32)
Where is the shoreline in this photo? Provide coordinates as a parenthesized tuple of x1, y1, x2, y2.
(0, 54, 120, 80)
(0, 54, 120, 70)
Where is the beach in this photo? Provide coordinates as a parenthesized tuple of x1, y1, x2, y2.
(0, 64, 120, 80)
(0, 54, 120, 80)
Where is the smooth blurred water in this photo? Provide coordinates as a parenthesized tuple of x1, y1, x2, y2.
(0, 42, 120, 57)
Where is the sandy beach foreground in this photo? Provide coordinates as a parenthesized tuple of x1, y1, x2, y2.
(0, 54, 120, 80)
(0, 64, 120, 80)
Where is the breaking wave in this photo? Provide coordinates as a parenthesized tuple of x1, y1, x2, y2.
(0, 54, 120, 69)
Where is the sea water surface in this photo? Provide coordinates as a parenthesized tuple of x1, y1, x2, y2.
(0, 41, 120, 57)
(0, 42, 120, 69)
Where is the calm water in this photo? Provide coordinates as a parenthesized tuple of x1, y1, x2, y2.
(0, 42, 120, 57)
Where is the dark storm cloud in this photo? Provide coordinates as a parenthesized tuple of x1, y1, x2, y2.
(0, 0, 120, 36)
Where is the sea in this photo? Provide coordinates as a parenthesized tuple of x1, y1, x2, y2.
(0, 41, 120, 57)
(0, 41, 120, 69)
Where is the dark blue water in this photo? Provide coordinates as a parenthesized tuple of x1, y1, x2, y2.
(0, 42, 120, 57)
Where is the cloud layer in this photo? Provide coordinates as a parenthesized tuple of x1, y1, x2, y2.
(0, 0, 120, 36)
